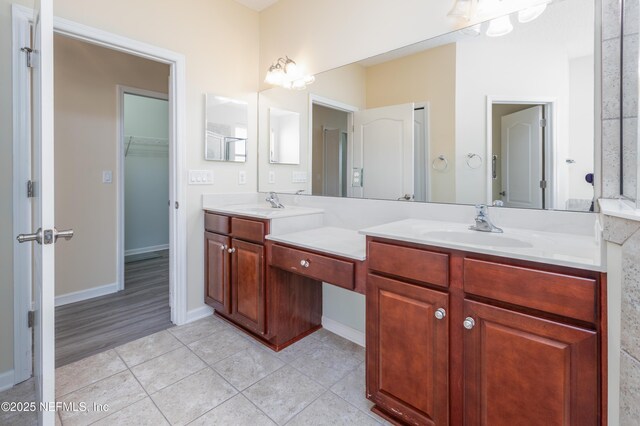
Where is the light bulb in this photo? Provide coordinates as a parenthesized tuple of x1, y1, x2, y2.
(265, 67, 285, 86)
(518, 4, 547, 23)
(448, 0, 472, 19)
(486, 15, 513, 37)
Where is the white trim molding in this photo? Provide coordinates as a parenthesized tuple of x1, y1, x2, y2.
(321, 316, 366, 348)
(186, 305, 214, 324)
(0, 370, 16, 393)
(55, 282, 119, 307)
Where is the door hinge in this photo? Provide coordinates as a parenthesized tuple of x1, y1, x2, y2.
(27, 310, 34, 328)
(21, 47, 33, 68)
(540, 118, 547, 128)
(27, 180, 34, 198)
(540, 180, 548, 189)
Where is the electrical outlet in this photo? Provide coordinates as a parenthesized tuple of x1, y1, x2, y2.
(238, 170, 247, 185)
(102, 170, 113, 184)
(352, 168, 363, 187)
(188, 170, 214, 185)
(268, 171, 276, 184)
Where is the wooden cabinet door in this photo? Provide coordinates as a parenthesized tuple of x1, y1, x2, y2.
(463, 300, 598, 426)
(230, 238, 266, 335)
(205, 232, 230, 314)
(366, 273, 449, 425)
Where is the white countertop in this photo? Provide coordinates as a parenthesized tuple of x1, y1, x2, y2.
(266, 227, 367, 261)
(599, 198, 640, 222)
(204, 203, 324, 219)
(360, 219, 604, 272)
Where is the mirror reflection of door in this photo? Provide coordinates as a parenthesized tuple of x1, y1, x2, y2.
(492, 104, 545, 209)
(322, 128, 348, 197)
(312, 103, 351, 196)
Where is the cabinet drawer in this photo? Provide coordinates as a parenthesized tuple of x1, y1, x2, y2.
(368, 241, 449, 288)
(205, 212, 230, 234)
(271, 244, 355, 290)
(463, 258, 597, 323)
(231, 217, 265, 243)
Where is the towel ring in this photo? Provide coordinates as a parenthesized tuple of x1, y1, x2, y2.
(466, 153, 482, 169)
(432, 155, 448, 172)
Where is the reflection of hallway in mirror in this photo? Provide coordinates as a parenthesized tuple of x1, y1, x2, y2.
(312, 103, 351, 197)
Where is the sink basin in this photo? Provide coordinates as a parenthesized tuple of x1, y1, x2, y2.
(421, 230, 534, 248)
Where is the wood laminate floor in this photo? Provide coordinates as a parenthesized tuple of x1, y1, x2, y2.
(55, 250, 172, 367)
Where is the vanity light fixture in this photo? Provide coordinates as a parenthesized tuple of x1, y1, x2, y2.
(517, 3, 547, 23)
(447, 0, 473, 20)
(265, 56, 315, 90)
(486, 15, 514, 37)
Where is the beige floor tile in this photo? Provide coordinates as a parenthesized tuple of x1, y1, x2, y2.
(151, 368, 236, 426)
(55, 350, 127, 397)
(243, 365, 324, 425)
(189, 394, 276, 426)
(168, 316, 227, 345)
(330, 363, 376, 418)
(131, 346, 206, 393)
(320, 334, 365, 361)
(0, 379, 37, 426)
(92, 397, 169, 426)
(287, 391, 380, 426)
(213, 346, 285, 390)
(188, 329, 254, 366)
(57, 370, 146, 426)
(289, 343, 362, 387)
(272, 335, 322, 364)
(115, 330, 183, 367)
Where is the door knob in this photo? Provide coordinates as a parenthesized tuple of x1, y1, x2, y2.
(434, 308, 446, 320)
(463, 317, 476, 330)
(17, 228, 42, 244)
(54, 228, 74, 242)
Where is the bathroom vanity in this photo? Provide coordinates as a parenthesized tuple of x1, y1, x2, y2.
(203, 198, 606, 425)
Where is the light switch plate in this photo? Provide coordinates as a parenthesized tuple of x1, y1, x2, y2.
(238, 170, 247, 185)
(292, 171, 307, 183)
(188, 170, 214, 185)
(102, 170, 113, 184)
(268, 171, 276, 184)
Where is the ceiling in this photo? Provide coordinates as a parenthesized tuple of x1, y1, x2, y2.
(234, 0, 279, 11)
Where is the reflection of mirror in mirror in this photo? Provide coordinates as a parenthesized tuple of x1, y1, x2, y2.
(269, 107, 300, 164)
(257, 0, 595, 211)
(205, 94, 248, 162)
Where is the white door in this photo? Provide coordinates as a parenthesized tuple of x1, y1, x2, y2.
(500, 106, 544, 209)
(16, 1, 57, 424)
(354, 103, 414, 200)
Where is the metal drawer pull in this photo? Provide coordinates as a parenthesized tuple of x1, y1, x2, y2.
(434, 308, 446, 320)
(463, 317, 476, 330)
(228, 247, 236, 254)
(300, 259, 310, 268)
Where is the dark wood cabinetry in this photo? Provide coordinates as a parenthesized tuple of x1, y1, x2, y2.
(230, 238, 266, 335)
(366, 237, 606, 426)
(367, 273, 449, 425)
(205, 231, 230, 314)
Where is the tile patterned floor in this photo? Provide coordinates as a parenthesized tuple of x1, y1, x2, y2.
(0, 316, 387, 425)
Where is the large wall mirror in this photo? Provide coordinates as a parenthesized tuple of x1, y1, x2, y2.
(258, 0, 595, 211)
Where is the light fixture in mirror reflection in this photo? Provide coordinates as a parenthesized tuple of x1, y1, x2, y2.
(269, 107, 301, 165)
(448, 0, 550, 37)
(258, 0, 595, 211)
(204, 94, 248, 162)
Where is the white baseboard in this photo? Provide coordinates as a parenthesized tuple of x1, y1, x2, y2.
(125, 244, 169, 257)
(55, 282, 119, 307)
(0, 370, 15, 392)
(184, 305, 214, 325)
(322, 316, 366, 348)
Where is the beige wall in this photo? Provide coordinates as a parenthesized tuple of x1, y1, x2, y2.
(54, 35, 169, 297)
(0, 0, 259, 379)
(365, 44, 456, 203)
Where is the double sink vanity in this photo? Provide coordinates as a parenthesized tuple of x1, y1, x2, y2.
(203, 195, 606, 425)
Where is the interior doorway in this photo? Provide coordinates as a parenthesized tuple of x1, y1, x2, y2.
(487, 98, 555, 210)
(53, 35, 173, 367)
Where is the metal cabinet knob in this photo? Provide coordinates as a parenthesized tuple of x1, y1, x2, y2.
(228, 248, 236, 254)
(219, 245, 227, 251)
(463, 317, 476, 330)
(434, 308, 446, 320)
(300, 259, 310, 268)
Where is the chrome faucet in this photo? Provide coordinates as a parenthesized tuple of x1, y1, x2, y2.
(265, 192, 284, 209)
(469, 204, 503, 233)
